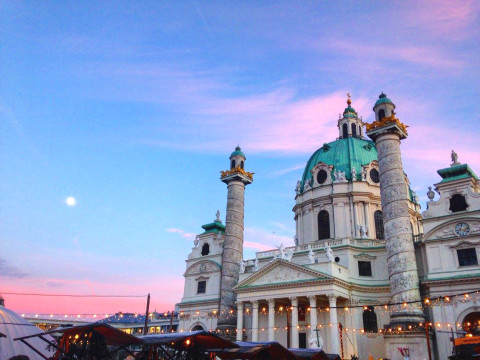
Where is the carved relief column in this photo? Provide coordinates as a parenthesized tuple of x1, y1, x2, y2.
(328, 295, 340, 354)
(251, 300, 259, 341)
(366, 117, 424, 325)
(267, 299, 275, 341)
(236, 301, 244, 341)
(308, 295, 318, 338)
(290, 297, 299, 348)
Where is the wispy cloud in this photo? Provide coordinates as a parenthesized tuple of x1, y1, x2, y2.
(166, 228, 196, 240)
(0, 258, 29, 279)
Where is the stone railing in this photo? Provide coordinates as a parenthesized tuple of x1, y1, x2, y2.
(255, 238, 386, 259)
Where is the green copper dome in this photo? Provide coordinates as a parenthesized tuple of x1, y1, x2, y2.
(300, 137, 378, 191)
(230, 145, 246, 159)
(374, 92, 393, 107)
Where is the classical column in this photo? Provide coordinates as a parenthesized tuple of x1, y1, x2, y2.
(290, 297, 299, 348)
(363, 201, 370, 237)
(352, 200, 358, 238)
(236, 301, 244, 341)
(252, 300, 259, 342)
(308, 295, 318, 342)
(366, 115, 424, 326)
(217, 147, 253, 335)
(267, 299, 275, 341)
(328, 295, 340, 355)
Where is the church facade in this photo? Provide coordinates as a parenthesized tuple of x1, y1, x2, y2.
(177, 94, 480, 360)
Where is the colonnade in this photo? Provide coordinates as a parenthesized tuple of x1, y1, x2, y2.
(236, 294, 341, 353)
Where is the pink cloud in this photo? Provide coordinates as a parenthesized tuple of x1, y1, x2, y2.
(403, 0, 480, 41)
(166, 228, 196, 240)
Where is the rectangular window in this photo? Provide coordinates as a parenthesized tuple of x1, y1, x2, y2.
(197, 280, 206, 294)
(358, 261, 372, 276)
(457, 248, 478, 266)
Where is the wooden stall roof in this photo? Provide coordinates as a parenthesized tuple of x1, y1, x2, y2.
(14, 323, 143, 346)
(212, 341, 297, 360)
(140, 330, 239, 350)
(289, 348, 341, 360)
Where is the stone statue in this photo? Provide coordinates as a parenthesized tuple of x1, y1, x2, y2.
(351, 166, 357, 181)
(194, 236, 199, 247)
(427, 186, 435, 201)
(215, 210, 221, 222)
(325, 245, 334, 262)
(254, 258, 259, 271)
(308, 245, 315, 264)
(295, 181, 301, 195)
(304, 178, 311, 191)
(239, 260, 245, 274)
(293, 235, 299, 246)
(451, 150, 459, 165)
(338, 171, 346, 181)
(333, 170, 339, 181)
(361, 166, 367, 181)
(358, 225, 367, 239)
(276, 243, 286, 260)
(285, 248, 294, 262)
(308, 331, 323, 349)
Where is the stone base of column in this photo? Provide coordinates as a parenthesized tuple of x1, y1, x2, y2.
(384, 332, 430, 360)
(216, 322, 238, 341)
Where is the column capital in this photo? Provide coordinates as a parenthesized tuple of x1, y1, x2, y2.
(307, 295, 317, 302)
(327, 293, 337, 302)
(289, 297, 298, 305)
(251, 300, 259, 308)
(236, 301, 244, 308)
(267, 298, 275, 306)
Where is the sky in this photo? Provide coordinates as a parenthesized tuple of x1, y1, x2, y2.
(1, 1, 479, 317)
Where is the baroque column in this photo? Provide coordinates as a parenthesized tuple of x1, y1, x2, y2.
(328, 294, 340, 355)
(290, 297, 299, 348)
(236, 301, 244, 341)
(217, 146, 253, 335)
(267, 299, 275, 341)
(366, 97, 424, 326)
(251, 301, 259, 342)
(308, 295, 318, 346)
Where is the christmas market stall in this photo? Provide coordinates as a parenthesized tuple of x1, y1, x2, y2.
(210, 341, 296, 360)
(288, 348, 341, 360)
(137, 330, 239, 359)
(14, 323, 143, 359)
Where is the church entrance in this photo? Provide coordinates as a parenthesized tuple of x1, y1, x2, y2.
(462, 311, 480, 335)
(191, 324, 205, 331)
(299, 332, 307, 348)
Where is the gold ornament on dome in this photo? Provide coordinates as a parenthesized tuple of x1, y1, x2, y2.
(220, 166, 254, 180)
(365, 111, 408, 134)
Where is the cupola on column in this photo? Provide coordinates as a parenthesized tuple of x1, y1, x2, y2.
(216, 146, 253, 337)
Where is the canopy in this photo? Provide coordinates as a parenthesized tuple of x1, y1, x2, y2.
(0, 305, 55, 359)
(140, 330, 238, 350)
(289, 348, 341, 360)
(211, 341, 297, 360)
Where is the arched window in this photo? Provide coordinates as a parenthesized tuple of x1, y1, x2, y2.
(449, 194, 468, 212)
(351, 124, 357, 137)
(374, 211, 384, 240)
(342, 123, 348, 138)
(318, 210, 330, 240)
(201, 243, 210, 256)
(240, 161, 244, 169)
(363, 306, 378, 332)
(231, 160, 236, 169)
(378, 109, 385, 120)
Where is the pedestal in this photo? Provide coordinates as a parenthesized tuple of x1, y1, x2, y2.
(384, 332, 429, 360)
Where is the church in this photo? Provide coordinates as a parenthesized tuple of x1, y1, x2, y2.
(177, 93, 480, 360)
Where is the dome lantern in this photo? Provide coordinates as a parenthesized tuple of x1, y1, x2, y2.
(337, 93, 364, 139)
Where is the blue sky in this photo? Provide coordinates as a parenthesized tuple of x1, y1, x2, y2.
(1, 1, 479, 315)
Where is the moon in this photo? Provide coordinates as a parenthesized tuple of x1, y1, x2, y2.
(66, 197, 76, 206)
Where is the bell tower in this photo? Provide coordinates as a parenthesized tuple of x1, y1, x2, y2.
(216, 146, 253, 336)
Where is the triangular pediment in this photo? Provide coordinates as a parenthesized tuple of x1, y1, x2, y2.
(235, 259, 331, 289)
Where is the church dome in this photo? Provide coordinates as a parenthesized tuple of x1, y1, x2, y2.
(230, 145, 245, 159)
(374, 92, 393, 107)
(300, 137, 378, 191)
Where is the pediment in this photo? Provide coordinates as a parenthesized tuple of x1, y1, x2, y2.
(424, 218, 480, 240)
(235, 259, 331, 289)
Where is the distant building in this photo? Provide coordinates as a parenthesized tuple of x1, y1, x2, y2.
(177, 94, 480, 360)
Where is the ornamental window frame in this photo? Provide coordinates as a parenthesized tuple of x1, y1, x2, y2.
(196, 277, 208, 294)
(311, 163, 334, 187)
(363, 161, 380, 186)
(449, 240, 480, 268)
